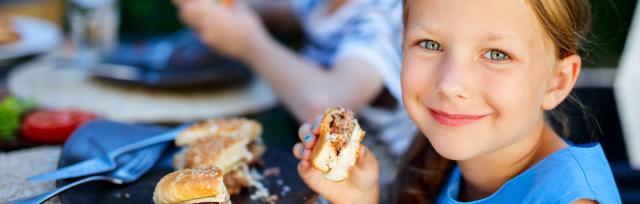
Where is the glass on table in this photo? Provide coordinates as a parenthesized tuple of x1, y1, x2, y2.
(68, 0, 119, 64)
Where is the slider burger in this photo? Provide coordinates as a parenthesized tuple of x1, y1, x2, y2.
(173, 118, 265, 195)
(174, 118, 262, 147)
(153, 167, 230, 204)
(311, 107, 366, 181)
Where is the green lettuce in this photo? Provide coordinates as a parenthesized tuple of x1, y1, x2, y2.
(0, 97, 35, 140)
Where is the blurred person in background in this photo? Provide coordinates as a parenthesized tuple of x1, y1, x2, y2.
(174, 0, 416, 156)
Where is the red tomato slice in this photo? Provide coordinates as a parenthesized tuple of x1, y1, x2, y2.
(20, 110, 97, 144)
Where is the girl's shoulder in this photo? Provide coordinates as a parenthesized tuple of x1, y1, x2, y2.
(438, 143, 622, 204)
(522, 143, 621, 203)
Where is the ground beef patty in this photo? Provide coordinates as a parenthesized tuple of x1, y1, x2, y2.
(329, 109, 355, 153)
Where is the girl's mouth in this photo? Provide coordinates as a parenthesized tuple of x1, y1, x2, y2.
(428, 108, 488, 127)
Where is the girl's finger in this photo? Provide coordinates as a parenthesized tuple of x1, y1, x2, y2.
(356, 145, 376, 169)
(293, 143, 305, 159)
(298, 123, 312, 141)
(297, 160, 324, 185)
(302, 133, 316, 149)
(311, 115, 323, 134)
(298, 123, 318, 148)
(302, 147, 312, 160)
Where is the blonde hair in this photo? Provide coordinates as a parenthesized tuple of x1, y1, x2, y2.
(393, 1, 593, 203)
(529, 0, 592, 58)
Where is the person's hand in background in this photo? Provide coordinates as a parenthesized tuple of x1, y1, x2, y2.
(293, 117, 380, 204)
(173, 0, 268, 61)
(175, 0, 385, 124)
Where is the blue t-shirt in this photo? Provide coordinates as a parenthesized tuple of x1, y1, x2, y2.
(437, 143, 621, 204)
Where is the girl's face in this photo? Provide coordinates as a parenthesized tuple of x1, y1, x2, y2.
(402, 0, 566, 160)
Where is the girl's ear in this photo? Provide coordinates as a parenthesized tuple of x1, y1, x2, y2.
(542, 54, 582, 110)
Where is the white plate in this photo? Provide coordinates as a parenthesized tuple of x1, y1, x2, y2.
(8, 59, 278, 123)
(0, 16, 62, 64)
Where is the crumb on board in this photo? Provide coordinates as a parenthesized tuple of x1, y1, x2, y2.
(248, 167, 270, 201)
(247, 166, 289, 203)
(263, 167, 280, 177)
(280, 185, 291, 196)
(263, 195, 278, 203)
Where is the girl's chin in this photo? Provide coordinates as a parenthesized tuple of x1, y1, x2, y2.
(425, 133, 482, 161)
(432, 145, 478, 161)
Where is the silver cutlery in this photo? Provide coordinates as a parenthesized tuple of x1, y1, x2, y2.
(10, 143, 166, 204)
(27, 125, 187, 182)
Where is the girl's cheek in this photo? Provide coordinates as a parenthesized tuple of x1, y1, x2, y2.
(403, 68, 426, 100)
(482, 72, 540, 122)
(403, 55, 437, 86)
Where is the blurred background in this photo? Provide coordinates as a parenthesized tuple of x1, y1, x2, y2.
(0, 0, 638, 203)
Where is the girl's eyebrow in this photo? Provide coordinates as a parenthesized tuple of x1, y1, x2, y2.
(405, 22, 442, 37)
(405, 22, 517, 43)
(482, 31, 517, 42)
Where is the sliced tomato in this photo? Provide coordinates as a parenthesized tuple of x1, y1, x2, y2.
(20, 110, 97, 144)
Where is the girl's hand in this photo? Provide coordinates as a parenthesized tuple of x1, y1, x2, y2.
(293, 116, 380, 204)
(174, 0, 268, 61)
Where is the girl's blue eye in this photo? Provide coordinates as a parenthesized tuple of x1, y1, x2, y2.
(483, 50, 510, 61)
(418, 40, 441, 51)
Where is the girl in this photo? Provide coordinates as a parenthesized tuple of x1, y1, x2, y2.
(293, 0, 621, 203)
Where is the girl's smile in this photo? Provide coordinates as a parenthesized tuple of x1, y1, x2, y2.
(428, 108, 490, 127)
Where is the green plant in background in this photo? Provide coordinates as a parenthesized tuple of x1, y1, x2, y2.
(119, 0, 184, 36)
(0, 97, 36, 140)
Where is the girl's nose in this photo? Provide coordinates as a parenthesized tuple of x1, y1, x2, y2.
(436, 55, 471, 100)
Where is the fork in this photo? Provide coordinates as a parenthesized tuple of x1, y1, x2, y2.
(28, 125, 187, 182)
(10, 143, 166, 204)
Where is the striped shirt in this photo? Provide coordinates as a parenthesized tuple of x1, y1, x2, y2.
(293, 0, 403, 101)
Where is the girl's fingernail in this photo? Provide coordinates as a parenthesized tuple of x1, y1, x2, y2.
(300, 148, 305, 155)
(303, 134, 312, 144)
